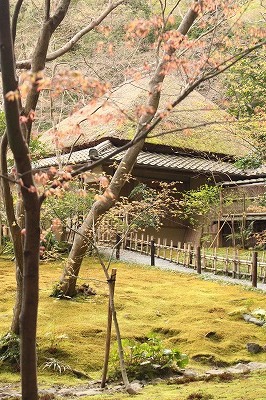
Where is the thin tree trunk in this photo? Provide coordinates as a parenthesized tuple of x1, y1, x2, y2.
(0, 4, 41, 399)
(20, 205, 40, 400)
(101, 268, 116, 388)
(0, 133, 23, 335)
(60, 1, 201, 296)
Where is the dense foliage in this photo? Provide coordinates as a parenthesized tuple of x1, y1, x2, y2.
(178, 184, 220, 226)
(225, 50, 266, 118)
(225, 49, 266, 168)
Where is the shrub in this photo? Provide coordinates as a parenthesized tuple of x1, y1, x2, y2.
(110, 334, 188, 380)
(0, 332, 20, 367)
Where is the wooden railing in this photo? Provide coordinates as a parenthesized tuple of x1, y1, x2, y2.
(96, 230, 266, 287)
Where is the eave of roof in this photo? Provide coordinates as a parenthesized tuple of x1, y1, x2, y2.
(219, 177, 266, 187)
(33, 139, 247, 177)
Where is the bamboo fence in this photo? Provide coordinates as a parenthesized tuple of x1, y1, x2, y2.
(96, 229, 266, 286)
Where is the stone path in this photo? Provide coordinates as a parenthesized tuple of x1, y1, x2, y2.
(0, 382, 121, 399)
(101, 247, 266, 292)
(2, 362, 266, 398)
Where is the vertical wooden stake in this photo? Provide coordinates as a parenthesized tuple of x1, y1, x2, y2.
(116, 234, 121, 260)
(146, 235, 150, 255)
(101, 269, 117, 388)
(225, 247, 229, 275)
(176, 241, 181, 264)
(134, 232, 138, 251)
(151, 238, 155, 266)
(170, 240, 173, 262)
(140, 234, 144, 253)
(213, 247, 217, 274)
(252, 251, 258, 288)
(157, 237, 161, 257)
(183, 243, 187, 266)
(163, 238, 167, 259)
(196, 246, 201, 274)
(233, 247, 237, 279)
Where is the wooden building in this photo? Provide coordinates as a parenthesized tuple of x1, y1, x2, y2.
(36, 76, 265, 246)
(34, 137, 252, 245)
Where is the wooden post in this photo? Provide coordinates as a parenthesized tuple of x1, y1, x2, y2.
(252, 251, 258, 288)
(134, 232, 138, 251)
(262, 252, 266, 283)
(151, 239, 155, 266)
(115, 234, 121, 260)
(183, 243, 187, 266)
(146, 235, 149, 255)
(157, 237, 161, 257)
(225, 247, 229, 275)
(101, 269, 117, 388)
(176, 241, 181, 264)
(189, 244, 193, 267)
(169, 240, 173, 262)
(129, 232, 133, 250)
(163, 238, 167, 259)
(213, 247, 217, 274)
(187, 243, 192, 267)
(123, 231, 127, 250)
(140, 234, 144, 253)
(233, 247, 237, 279)
(196, 246, 201, 274)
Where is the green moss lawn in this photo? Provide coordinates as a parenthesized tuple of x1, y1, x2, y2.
(0, 255, 266, 398)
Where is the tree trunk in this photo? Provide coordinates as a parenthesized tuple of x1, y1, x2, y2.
(0, 4, 41, 399)
(60, 2, 200, 296)
(20, 204, 40, 400)
(0, 133, 23, 335)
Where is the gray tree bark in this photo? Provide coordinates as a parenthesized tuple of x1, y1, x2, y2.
(0, 133, 24, 335)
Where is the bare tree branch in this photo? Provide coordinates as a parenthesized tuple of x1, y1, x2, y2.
(16, 0, 126, 69)
(11, 0, 24, 43)
(45, 0, 51, 21)
(23, 0, 71, 139)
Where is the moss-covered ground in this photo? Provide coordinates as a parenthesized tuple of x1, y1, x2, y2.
(0, 255, 266, 398)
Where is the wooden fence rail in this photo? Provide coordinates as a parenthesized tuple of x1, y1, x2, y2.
(96, 230, 266, 287)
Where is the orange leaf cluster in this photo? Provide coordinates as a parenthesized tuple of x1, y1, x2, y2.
(94, 187, 115, 204)
(95, 25, 112, 37)
(18, 70, 111, 101)
(135, 105, 155, 118)
(126, 16, 163, 41)
(5, 90, 20, 101)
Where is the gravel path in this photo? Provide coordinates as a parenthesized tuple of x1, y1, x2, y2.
(101, 247, 266, 292)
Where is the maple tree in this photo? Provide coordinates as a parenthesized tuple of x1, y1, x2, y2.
(0, 0, 266, 398)
(0, 0, 126, 398)
(59, 1, 266, 296)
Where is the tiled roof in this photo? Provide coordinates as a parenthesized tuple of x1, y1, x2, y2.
(220, 177, 266, 187)
(33, 140, 247, 177)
